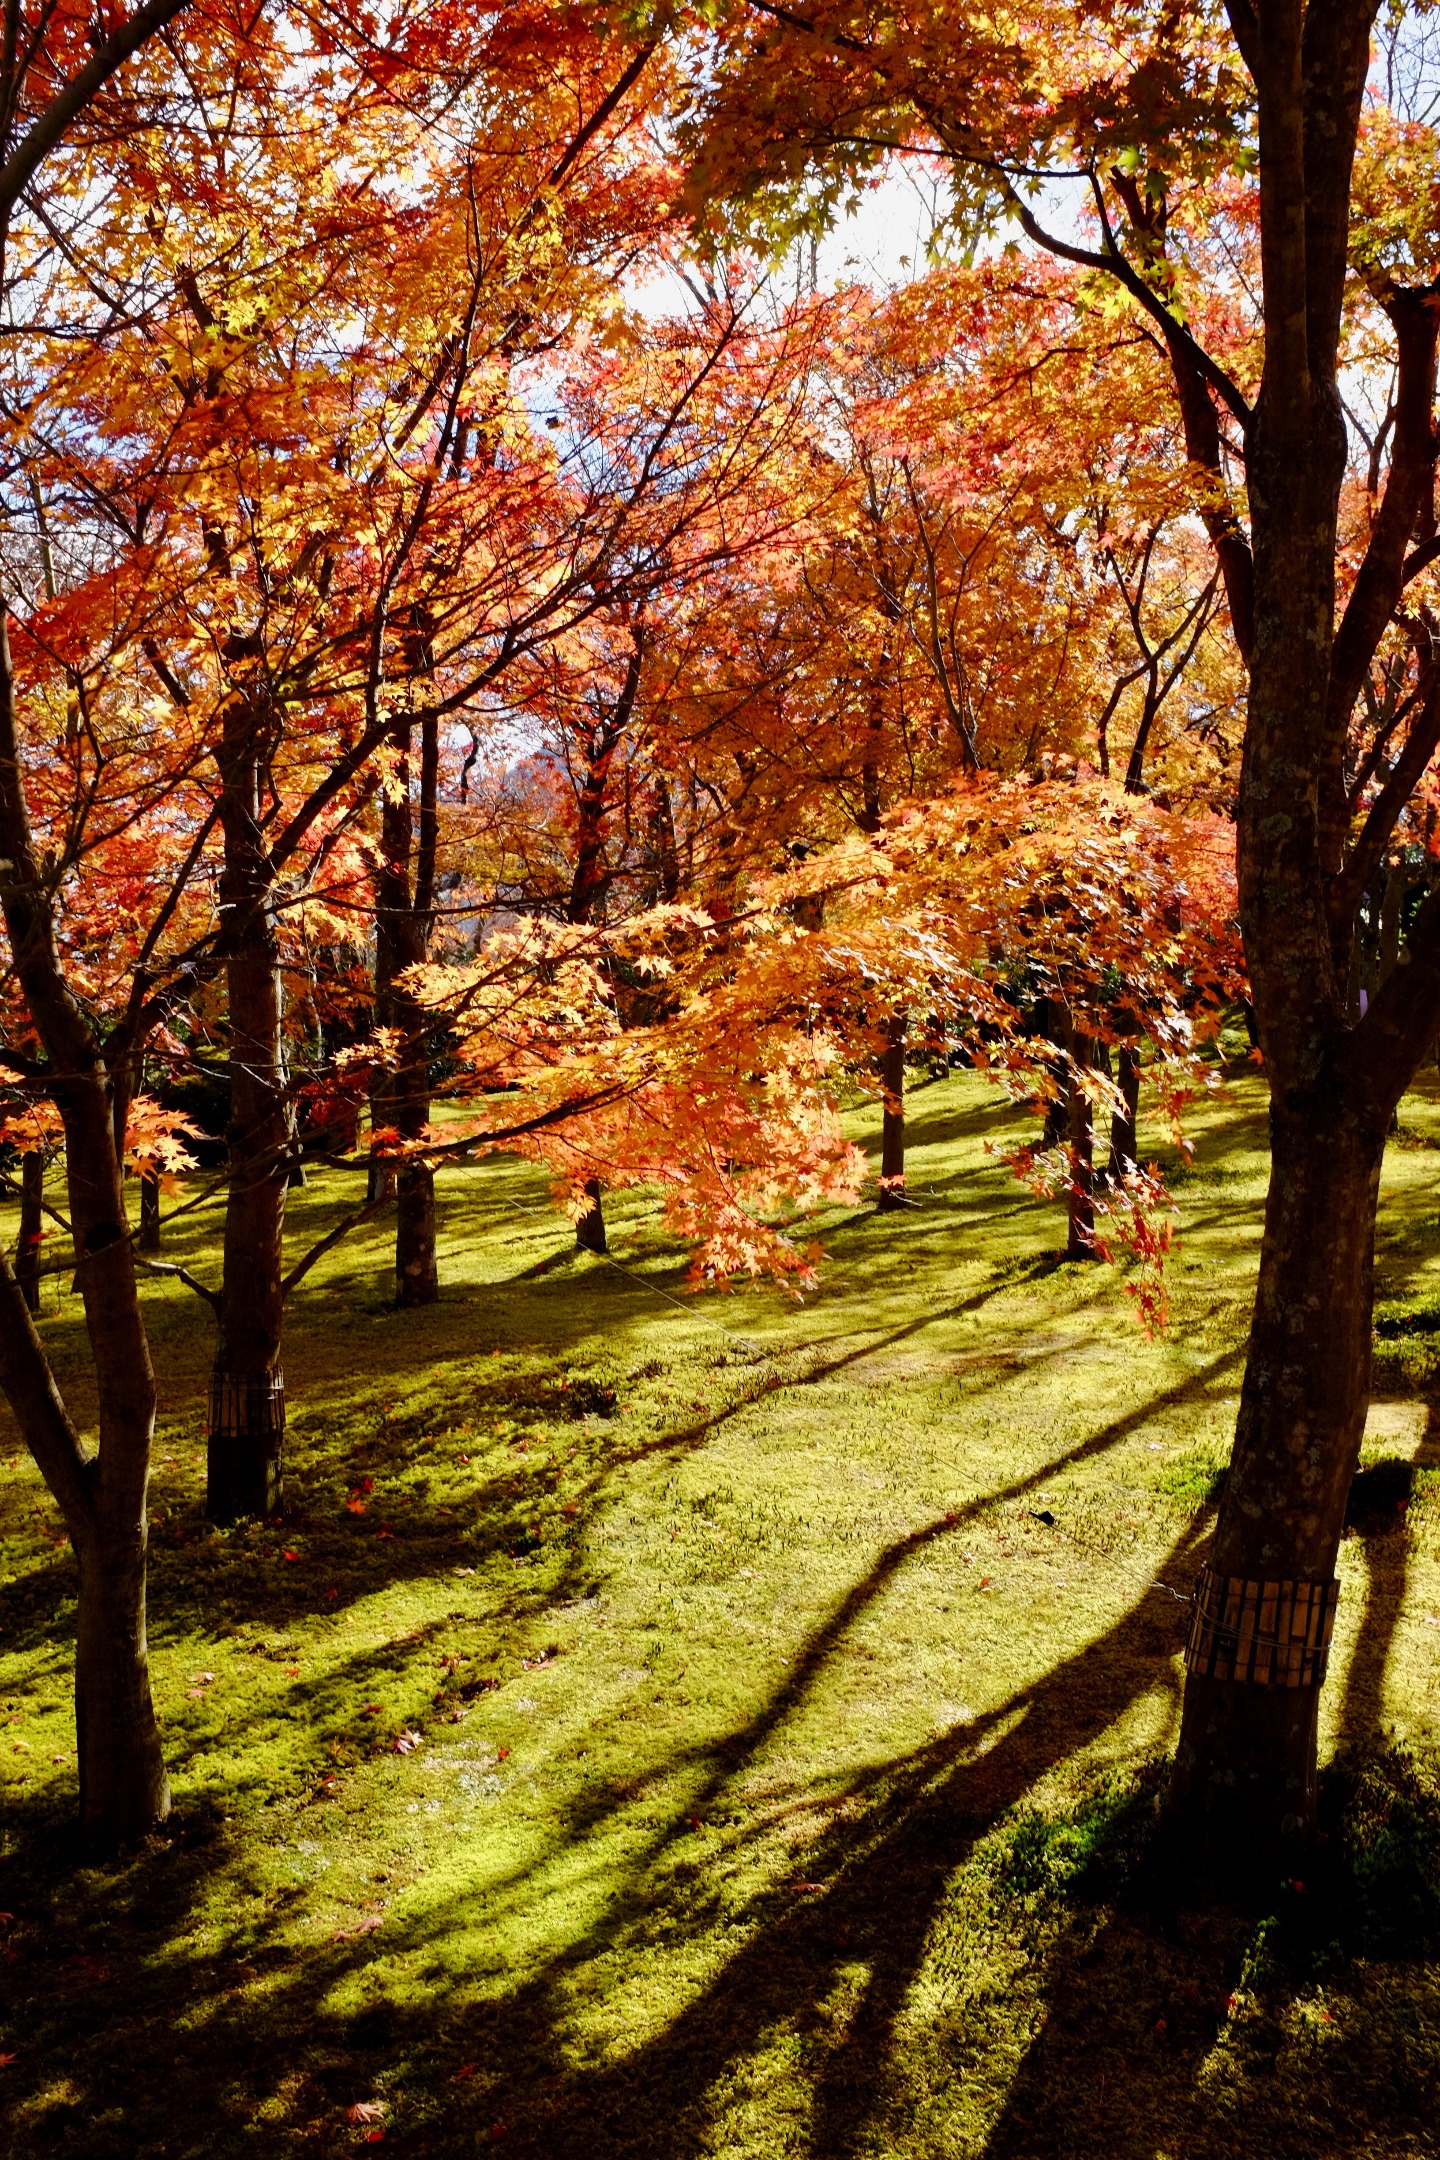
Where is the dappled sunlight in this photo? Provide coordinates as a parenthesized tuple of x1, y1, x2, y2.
(4, 1074, 1440, 2153)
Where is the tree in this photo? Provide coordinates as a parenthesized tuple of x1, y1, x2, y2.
(10, 7, 691, 1502)
(0, 0, 249, 1846)
(0, 0, 693, 1830)
(683, 0, 1440, 1850)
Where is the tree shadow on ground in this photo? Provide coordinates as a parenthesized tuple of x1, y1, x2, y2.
(974, 1409, 1440, 2160)
(1, 1516, 1209, 2160)
(976, 1883, 1440, 2160)
(0, 1341, 1253, 2160)
(1336, 1405, 1440, 1750)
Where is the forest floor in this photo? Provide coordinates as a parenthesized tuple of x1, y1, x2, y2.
(2, 1066, 1440, 2158)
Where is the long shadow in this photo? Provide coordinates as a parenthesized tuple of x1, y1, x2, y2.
(0, 1516, 1211, 2160)
(899, 1096, 1036, 1150)
(300, 1340, 1247, 1941)
(1335, 1404, 1440, 1748)
(978, 1808, 1440, 2160)
(0, 1349, 1241, 2157)
(977, 1891, 1397, 2160)
(0, 1318, 1245, 1830)
(476, 1348, 1245, 1921)
(442, 1508, 1214, 2160)
(972, 1422, 1440, 2160)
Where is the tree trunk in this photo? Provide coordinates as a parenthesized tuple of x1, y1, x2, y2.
(375, 709, 440, 1309)
(877, 1018, 907, 1209)
(209, 695, 289, 1524)
(1378, 858, 1406, 987)
(1169, 1098, 1384, 1849)
(1036, 997, 1069, 1146)
(396, 1160, 438, 1300)
(1156, 0, 1397, 1858)
(1065, 1038, 1097, 1261)
(575, 1177, 607, 1254)
(0, 611, 170, 1843)
(648, 778, 680, 903)
(138, 1168, 161, 1254)
(74, 1518, 170, 1842)
(16, 1148, 43, 1310)
(1109, 1043, 1140, 1180)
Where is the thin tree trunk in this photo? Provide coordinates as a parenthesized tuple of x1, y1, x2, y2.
(648, 778, 680, 903)
(859, 651, 886, 833)
(0, 1249, 170, 1843)
(138, 1168, 161, 1254)
(878, 1017, 907, 1209)
(1379, 858, 1406, 986)
(375, 708, 438, 1308)
(566, 637, 644, 1255)
(208, 695, 288, 1524)
(16, 1148, 43, 1309)
(1033, 997, 1070, 1146)
(1109, 1043, 1140, 1180)
(575, 1177, 607, 1254)
(1065, 1037, 1097, 1261)
(1124, 676, 1161, 794)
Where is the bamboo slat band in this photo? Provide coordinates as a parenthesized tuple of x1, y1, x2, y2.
(207, 1370, 286, 1436)
(1185, 1566, 1339, 1688)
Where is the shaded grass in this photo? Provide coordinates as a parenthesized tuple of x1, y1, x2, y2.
(0, 1069, 1439, 2155)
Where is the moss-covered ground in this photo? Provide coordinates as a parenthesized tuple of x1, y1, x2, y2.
(3, 1068, 1440, 2157)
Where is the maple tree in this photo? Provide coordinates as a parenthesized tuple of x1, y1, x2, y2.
(0, 0, 694, 1838)
(3, 4, 701, 1523)
(678, 0, 1440, 1853)
(2, 0, 1410, 1879)
(0, 0, 237, 1844)
(404, 770, 1238, 1322)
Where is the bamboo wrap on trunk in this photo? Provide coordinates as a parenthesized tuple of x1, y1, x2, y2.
(1185, 1566, 1339, 1688)
(206, 1367, 285, 1522)
(208, 1369, 286, 1439)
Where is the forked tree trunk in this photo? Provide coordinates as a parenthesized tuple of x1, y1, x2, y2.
(877, 1018, 907, 1209)
(0, 613, 169, 1841)
(575, 1177, 607, 1254)
(16, 1148, 43, 1310)
(209, 695, 289, 1523)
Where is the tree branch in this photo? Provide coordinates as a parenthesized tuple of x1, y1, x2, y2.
(280, 1190, 393, 1297)
(1323, 284, 1440, 865)
(0, 0, 193, 226)
(136, 1257, 220, 1311)
(0, 1243, 94, 1538)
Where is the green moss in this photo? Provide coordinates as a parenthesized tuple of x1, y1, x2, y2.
(1, 1070, 1439, 2156)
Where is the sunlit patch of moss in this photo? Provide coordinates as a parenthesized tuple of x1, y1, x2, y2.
(0, 1071, 1439, 2155)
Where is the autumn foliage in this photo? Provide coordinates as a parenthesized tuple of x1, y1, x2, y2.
(11, 0, 1440, 1855)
